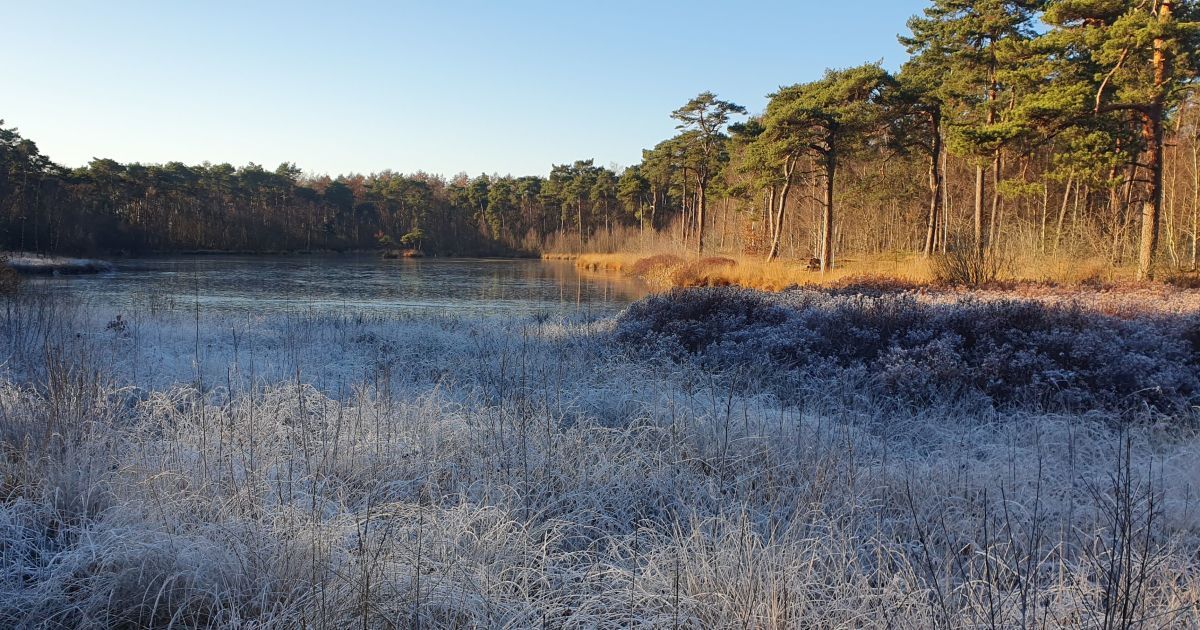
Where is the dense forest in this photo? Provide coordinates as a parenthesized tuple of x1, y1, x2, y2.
(3, 0, 1199, 278)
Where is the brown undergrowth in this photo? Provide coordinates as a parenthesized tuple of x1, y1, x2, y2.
(567, 252, 934, 291)
(557, 251, 1200, 314)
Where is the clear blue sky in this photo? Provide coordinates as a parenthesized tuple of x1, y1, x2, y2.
(2, 0, 927, 178)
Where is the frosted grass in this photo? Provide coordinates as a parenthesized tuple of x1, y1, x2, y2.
(1, 289, 1199, 627)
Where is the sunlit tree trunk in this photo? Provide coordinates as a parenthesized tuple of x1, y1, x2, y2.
(923, 115, 943, 256)
(1167, 118, 1181, 266)
(577, 199, 584, 251)
(1137, 0, 1172, 280)
(974, 163, 986, 256)
(719, 196, 728, 250)
(767, 156, 797, 262)
(820, 155, 835, 272)
(764, 186, 777, 251)
(941, 151, 950, 253)
(988, 151, 1002, 253)
(1140, 110, 1165, 279)
(1054, 174, 1074, 255)
(1192, 125, 1198, 268)
(1039, 181, 1049, 253)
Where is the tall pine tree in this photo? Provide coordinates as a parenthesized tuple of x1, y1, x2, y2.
(1044, 0, 1200, 279)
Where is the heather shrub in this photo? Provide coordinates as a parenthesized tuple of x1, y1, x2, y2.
(616, 288, 790, 355)
(825, 274, 923, 295)
(1181, 312, 1200, 360)
(1164, 271, 1200, 289)
(616, 287, 1200, 416)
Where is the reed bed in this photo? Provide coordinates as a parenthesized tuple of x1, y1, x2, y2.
(571, 251, 1200, 301)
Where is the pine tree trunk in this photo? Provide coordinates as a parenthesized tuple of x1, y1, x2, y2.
(577, 199, 584, 251)
(767, 157, 796, 262)
(923, 118, 943, 256)
(988, 151, 1002, 253)
(820, 156, 835, 272)
(1138, 0, 1172, 280)
(1192, 129, 1198, 268)
(720, 196, 728, 250)
(1055, 175, 1074, 255)
(1040, 182, 1049, 254)
(768, 185, 788, 262)
(696, 183, 706, 255)
(1139, 110, 1165, 279)
(680, 176, 690, 245)
(973, 163, 986, 257)
(1167, 122, 1180, 266)
(765, 186, 777, 253)
(650, 186, 659, 232)
(941, 151, 950, 253)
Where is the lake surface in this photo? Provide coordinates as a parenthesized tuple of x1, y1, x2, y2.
(28, 256, 648, 317)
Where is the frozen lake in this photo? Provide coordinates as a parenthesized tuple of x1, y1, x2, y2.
(27, 255, 648, 317)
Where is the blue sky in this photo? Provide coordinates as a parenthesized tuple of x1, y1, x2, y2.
(2, 1, 927, 178)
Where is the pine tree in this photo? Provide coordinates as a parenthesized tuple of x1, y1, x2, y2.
(762, 64, 894, 271)
(1044, 0, 1200, 279)
(670, 92, 746, 255)
(901, 0, 1042, 257)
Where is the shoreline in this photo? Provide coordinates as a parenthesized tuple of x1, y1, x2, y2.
(4, 248, 545, 269)
(3, 253, 116, 275)
(556, 250, 1200, 294)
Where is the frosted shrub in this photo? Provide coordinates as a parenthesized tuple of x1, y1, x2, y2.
(617, 288, 1200, 416)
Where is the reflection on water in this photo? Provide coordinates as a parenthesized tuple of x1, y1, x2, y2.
(29, 256, 648, 317)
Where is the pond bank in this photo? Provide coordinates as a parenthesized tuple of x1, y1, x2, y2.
(4, 253, 116, 275)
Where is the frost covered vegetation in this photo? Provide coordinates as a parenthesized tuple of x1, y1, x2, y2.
(3, 289, 1200, 628)
(617, 289, 1200, 418)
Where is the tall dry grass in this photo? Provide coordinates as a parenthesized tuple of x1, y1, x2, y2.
(572, 251, 934, 291)
(567, 248, 1174, 293)
(539, 224, 688, 257)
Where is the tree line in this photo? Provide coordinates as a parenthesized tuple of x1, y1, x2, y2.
(3, 0, 1198, 279)
(0, 122, 657, 257)
(661, 0, 1199, 280)
(0, 133, 603, 257)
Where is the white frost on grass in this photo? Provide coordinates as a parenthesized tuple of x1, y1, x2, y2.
(0, 292, 1199, 627)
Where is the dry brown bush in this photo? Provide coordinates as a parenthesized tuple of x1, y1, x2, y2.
(628, 254, 685, 276)
(669, 257, 738, 287)
(930, 245, 1010, 286)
